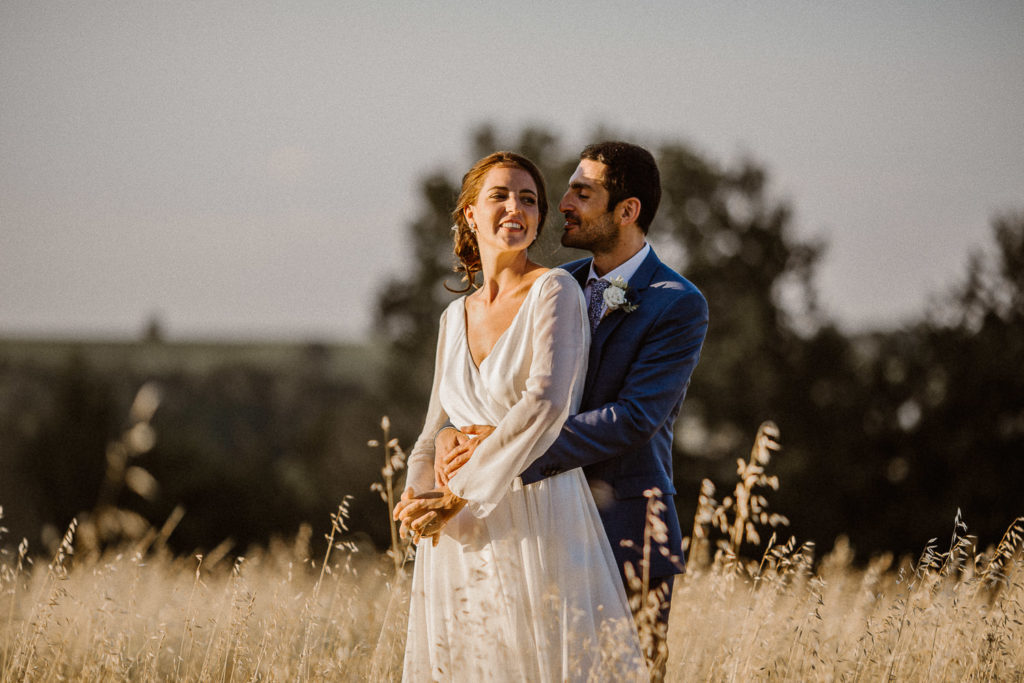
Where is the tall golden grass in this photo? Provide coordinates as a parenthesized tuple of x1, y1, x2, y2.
(1, 418, 1021, 681)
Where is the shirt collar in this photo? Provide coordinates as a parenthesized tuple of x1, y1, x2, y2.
(587, 242, 651, 285)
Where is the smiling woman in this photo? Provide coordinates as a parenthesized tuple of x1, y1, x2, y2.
(447, 151, 549, 294)
(461, 165, 551, 369)
(465, 168, 540, 249)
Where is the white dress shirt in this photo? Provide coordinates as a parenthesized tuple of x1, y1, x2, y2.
(583, 242, 651, 320)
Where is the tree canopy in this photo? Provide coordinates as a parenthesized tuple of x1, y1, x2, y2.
(375, 125, 1023, 559)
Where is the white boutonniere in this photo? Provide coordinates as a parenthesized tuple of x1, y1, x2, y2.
(603, 277, 639, 313)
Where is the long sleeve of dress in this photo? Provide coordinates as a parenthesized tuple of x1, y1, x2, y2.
(404, 308, 451, 496)
(447, 271, 589, 517)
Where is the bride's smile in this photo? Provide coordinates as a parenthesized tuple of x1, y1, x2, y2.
(463, 166, 540, 254)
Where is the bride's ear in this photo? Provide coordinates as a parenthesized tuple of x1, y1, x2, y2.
(463, 206, 476, 232)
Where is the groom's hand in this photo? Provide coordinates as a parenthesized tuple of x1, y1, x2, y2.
(434, 427, 470, 486)
(441, 424, 495, 481)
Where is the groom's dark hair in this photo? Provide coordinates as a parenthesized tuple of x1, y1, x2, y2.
(580, 141, 661, 233)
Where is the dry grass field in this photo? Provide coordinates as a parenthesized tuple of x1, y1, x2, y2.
(1, 421, 1021, 681)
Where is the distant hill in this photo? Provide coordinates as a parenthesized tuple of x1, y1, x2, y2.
(0, 335, 386, 386)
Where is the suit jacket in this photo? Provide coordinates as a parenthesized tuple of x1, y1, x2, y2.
(520, 248, 708, 581)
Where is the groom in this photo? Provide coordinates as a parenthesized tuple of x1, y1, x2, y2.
(405, 141, 707, 679)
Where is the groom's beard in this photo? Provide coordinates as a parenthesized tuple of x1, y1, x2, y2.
(560, 210, 619, 253)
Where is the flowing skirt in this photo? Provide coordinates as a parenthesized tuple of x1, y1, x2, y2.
(402, 470, 646, 682)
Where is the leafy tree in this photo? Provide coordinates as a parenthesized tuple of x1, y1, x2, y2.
(652, 146, 825, 455)
(785, 211, 1024, 557)
(864, 212, 1024, 552)
(642, 144, 856, 549)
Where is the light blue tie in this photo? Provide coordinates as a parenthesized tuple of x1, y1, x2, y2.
(588, 279, 610, 332)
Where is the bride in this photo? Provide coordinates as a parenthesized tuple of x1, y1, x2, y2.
(394, 151, 646, 681)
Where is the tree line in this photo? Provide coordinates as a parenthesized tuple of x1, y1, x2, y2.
(1, 124, 1020, 561)
(377, 125, 1024, 560)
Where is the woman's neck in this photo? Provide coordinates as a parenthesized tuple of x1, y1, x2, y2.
(476, 250, 536, 303)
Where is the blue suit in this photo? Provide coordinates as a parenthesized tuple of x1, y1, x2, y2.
(520, 248, 708, 581)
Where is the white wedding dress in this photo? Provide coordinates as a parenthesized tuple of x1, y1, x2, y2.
(402, 268, 646, 682)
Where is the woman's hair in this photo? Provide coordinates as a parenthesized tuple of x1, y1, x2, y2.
(448, 151, 548, 292)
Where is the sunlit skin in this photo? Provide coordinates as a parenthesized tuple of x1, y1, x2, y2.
(462, 166, 547, 369)
(393, 165, 547, 544)
(465, 166, 541, 266)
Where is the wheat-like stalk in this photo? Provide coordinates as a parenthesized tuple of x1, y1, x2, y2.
(368, 416, 409, 574)
(0, 417, 1021, 681)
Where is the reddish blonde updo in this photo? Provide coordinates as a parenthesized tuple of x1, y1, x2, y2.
(448, 151, 548, 292)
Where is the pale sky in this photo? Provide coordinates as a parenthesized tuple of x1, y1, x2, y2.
(3, 1, 1022, 341)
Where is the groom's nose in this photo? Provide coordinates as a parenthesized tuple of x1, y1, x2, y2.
(558, 191, 573, 214)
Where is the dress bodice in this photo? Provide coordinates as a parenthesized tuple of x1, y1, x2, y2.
(405, 268, 589, 517)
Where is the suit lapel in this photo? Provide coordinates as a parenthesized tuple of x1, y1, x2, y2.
(587, 249, 662, 385)
(567, 260, 591, 290)
(624, 247, 662, 293)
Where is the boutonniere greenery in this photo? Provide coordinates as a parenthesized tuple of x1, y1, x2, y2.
(602, 277, 639, 313)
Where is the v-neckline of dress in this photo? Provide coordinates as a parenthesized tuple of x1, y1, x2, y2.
(462, 269, 553, 373)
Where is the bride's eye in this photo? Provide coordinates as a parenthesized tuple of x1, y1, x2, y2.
(522, 195, 537, 206)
